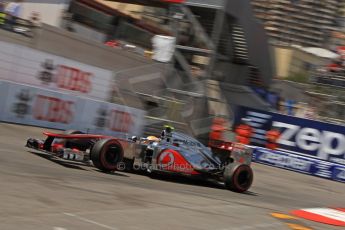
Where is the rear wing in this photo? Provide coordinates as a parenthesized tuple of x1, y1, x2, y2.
(231, 143, 252, 165)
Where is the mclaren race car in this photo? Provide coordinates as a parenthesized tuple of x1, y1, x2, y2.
(26, 130, 254, 193)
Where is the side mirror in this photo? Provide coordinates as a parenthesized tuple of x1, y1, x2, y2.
(131, 136, 138, 142)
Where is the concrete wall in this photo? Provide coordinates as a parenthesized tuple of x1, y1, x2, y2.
(0, 24, 169, 108)
(0, 23, 164, 69)
(289, 49, 331, 77)
(67, 22, 107, 42)
(225, 0, 274, 87)
(271, 80, 309, 103)
(274, 45, 333, 79)
(95, 0, 144, 19)
(21, 0, 70, 27)
(186, 0, 224, 8)
(274, 46, 293, 79)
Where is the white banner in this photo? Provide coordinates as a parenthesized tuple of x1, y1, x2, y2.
(0, 81, 6, 121)
(152, 35, 176, 63)
(0, 81, 146, 137)
(1, 82, 83, 130)
(0, 41, 114, 101)
(78, 100, 146, 137)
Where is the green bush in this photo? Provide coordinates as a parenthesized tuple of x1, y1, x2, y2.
(286, 72, 309, 83)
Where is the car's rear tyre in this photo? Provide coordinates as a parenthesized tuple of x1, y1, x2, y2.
(90, 139, 124, 172)
(224, 164, 253, 193)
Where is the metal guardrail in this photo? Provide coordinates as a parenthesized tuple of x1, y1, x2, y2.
(0, 11, 36, 37)
(318, 116, 345, 126)
(145, 116, 188, 126)
(310, 70, 345, 89)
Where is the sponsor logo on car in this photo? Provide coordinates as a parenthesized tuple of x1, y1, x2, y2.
(158, 151, 175, 167)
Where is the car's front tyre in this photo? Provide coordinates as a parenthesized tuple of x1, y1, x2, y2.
(90, 139, 124, 172)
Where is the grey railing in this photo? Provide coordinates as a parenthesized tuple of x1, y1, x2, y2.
(310, 69, 345, 88)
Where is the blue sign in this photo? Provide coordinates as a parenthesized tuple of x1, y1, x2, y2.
(252, 147, 345, 183)
(236, 107, 345, 165)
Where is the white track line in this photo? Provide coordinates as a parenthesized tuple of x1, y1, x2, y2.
(63, 213, 118, 230)
(220, 222, 283, 230)
(60, 203, 247, 216)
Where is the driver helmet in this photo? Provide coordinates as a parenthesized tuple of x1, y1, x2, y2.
(164, 125, 175, 133)
(142, 136, 159, 145)
(147, 136, 159, 142)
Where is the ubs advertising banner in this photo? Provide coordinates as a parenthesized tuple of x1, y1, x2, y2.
(0, 41, 113, 101)
(77, 99, 146, 137)
(0, 81, 145, 137)
(2, 82, 84, 130)
(0, 81, 6, 121)
(237, 106, 345, 165)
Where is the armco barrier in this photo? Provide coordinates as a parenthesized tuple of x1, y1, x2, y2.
(0, 81, 145, 137)
(252, 147, 345, 183)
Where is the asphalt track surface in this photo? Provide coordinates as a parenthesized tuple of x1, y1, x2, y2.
(1, 123, 345, 230)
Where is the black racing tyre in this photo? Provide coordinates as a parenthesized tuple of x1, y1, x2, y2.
(90, 139, 124, 172)
(224, 164, 253, 193)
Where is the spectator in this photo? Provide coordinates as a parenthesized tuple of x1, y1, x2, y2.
(0, 1, 5, 12)
(0, 1, 5, 27)
(4, 0, 23, 30)
(61, 10, 75, 32)
(265, 128, 281, 150)
(29, 11, 41, 27)
(285, 99, 296, 116)
(235, 118, 253, 145)
(209, 117, 226, 146)
(5, 0, 23, 18)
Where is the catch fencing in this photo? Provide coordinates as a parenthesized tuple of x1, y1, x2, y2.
(0, 40, 114, 101)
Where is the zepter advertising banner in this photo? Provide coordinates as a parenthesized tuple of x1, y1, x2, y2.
(236, 106, 345, 165)
(252, 147, 345, 183)
(1, 81, 83, 130)
(0, 41, 113, 101)
(77, 99, 146, 137)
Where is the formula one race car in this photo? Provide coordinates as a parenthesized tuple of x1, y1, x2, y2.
(26, 130, 254, 193)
